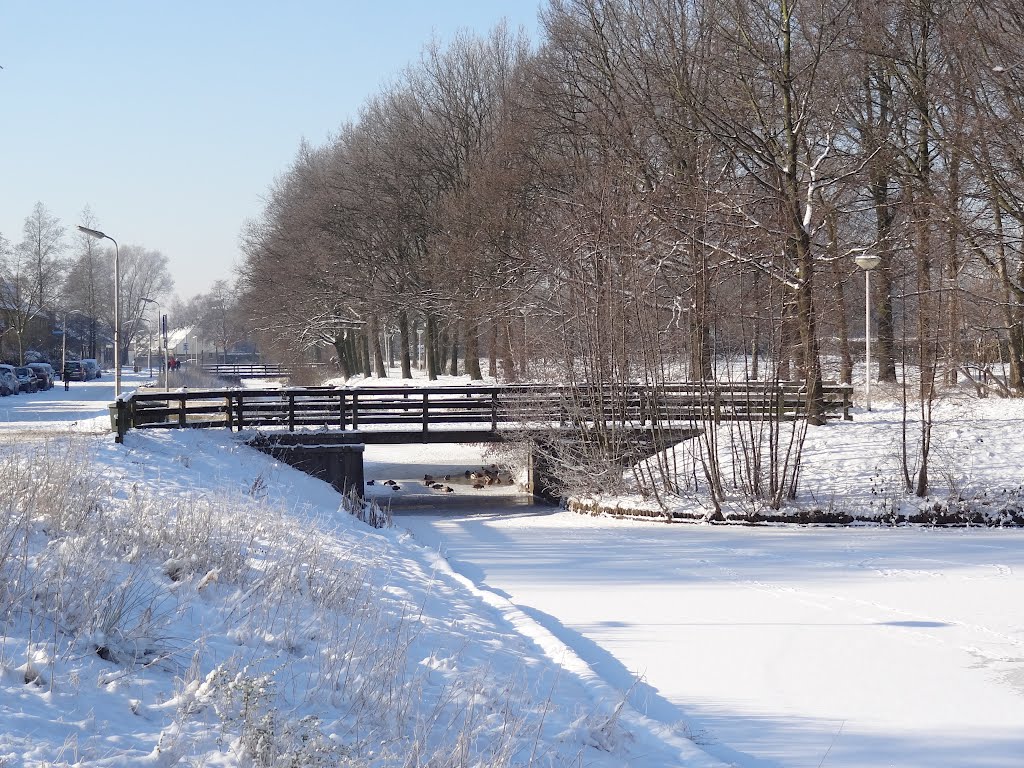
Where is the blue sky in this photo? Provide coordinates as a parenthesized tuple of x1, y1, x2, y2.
(1, 2, 542, 298)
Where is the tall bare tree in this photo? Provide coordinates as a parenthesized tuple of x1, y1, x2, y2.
(0, 203, 67, 362)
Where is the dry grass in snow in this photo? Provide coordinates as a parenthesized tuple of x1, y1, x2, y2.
(0, 431, 686, 767)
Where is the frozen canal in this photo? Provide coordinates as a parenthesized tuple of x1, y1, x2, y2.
(372, 446, 1024, 768)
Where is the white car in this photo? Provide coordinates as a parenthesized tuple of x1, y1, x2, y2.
(0, 363, 19, 396)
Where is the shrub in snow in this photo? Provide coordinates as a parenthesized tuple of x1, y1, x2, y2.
(343, 489, 392, 529)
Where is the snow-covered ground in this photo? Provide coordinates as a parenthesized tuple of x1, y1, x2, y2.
(396, 496, 1024, 767)
(3, 372, 1023, 766)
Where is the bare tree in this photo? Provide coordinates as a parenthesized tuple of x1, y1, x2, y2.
(113, 245, 175, 363)
(0, 203, 66, 362)
(62, 206, 107, 358)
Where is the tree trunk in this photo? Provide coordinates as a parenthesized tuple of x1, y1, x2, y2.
(398, 311, 412, 379)
(777, 291, 797, 381)
(425, 314, 439, 381)
(465, 318, 483, 380)
(501, 317, 516, 382)
(944, 137, 963, 386)
(333, 333, 351, 379)
(866, 65, 899, 384)
(360, 330, 372, 377)
(487, 320, 498, 379)
(449, 325, 459, 377)
(795, 245, 826, 424)
(346, 331, 360, 377)
(518, 312, 528, 378)
(690, 244, 714, 380)
(437, 326, 449, 373)
(873, 258, 898, 382)
(370, 316, 387, 378)
(827, 215, 853, 384)
(412, 318, 421, 369)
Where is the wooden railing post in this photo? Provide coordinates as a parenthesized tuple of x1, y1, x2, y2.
(178, 394, 187, 427)
(339, 391, 347, 430)
(288, 392, 295, 432)
(115, 397, 128, 443)
(225, 395, 234, 430)
(236, 393, 245, 430)
(491, 391, 499, 431)
(422, 392, 430, 436)
(351, 392, 359, 429)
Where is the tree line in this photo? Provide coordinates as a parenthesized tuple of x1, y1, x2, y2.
(240, 0, 1024, 412)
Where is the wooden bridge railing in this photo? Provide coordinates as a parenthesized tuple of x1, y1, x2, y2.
(200, 363, 293, 378)
(111, 382, 853, 443)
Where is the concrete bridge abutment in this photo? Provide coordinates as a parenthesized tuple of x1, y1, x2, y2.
(249, 433, 365, 498)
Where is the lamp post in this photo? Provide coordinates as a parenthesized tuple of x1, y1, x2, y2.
(855, 253, 882, 411)
(139, 297, 164, 389)
(77, 226, 121, 398)
(148, 325, 154, 377)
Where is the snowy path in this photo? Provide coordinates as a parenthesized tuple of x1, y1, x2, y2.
(388, 489, 1024, 768)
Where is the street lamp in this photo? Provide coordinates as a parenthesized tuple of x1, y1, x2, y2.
(77, 226, 121, 398)
(139, 297, 164, 389)
(855, 253, 882, 411)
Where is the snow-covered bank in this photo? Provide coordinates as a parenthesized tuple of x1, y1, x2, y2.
(570, 395, 1024, 526)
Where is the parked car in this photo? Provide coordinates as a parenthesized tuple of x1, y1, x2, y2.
(82, 358, 101, 380)
(0, 364, 20, 395)
(14, 366, 39, 393)
(63, 360, 87, 381)
(27, 362, 55, 390)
